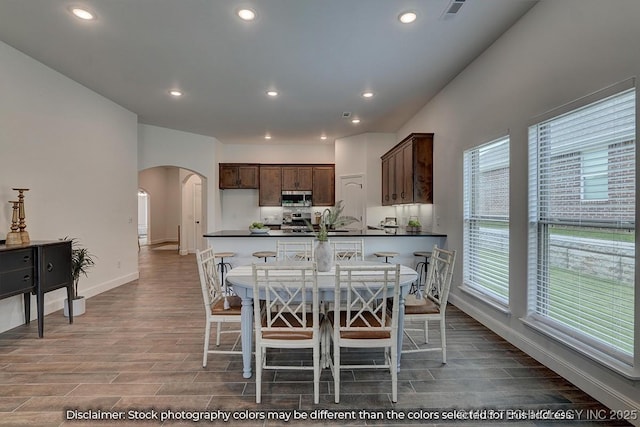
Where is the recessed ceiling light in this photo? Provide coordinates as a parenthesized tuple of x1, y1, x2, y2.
(362, 91, 374, 98)
(399, 11, 417, 24)
(237, 8, 256, 21)
(70, 7, 95, 20)
(320, 135, 327, 140)
(351, 119, 361, 124)
(264, 135, 272, 140)
(169, 90, 183, 97)
(266, 90, 278, 97)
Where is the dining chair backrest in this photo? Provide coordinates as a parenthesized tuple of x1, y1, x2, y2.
(196, 247, 224, 311)
(423, 245, 456, 307)
(332, 239, 364, 261)
(252, 262, 319, 336)
(334, 263, 401, 335)
(276, 240, 313, 261)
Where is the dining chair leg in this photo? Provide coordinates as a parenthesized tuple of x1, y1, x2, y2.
(314, 344, 320, 404)
(441, 317, 447, 363)
(391, 346, 398, 403)
(255, 346, 262, 403)
(203, 322, 211, 367)
(215, 322, 222, 346)
(334, 343, 340, 403)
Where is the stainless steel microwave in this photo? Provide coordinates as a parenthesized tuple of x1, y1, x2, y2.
(281, 190, 312, 207)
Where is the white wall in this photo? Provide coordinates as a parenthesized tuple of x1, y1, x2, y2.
(397, 0, 640, 414)
(0, 41, 139, 332)
(138, 124, 220, 233)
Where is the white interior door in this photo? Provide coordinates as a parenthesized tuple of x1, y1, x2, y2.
(340, 174, 365, 229)
(193, 182, 203, 251)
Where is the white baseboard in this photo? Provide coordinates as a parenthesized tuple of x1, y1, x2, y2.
(449, 292, 640, 424)
(40, 272, 139, 319)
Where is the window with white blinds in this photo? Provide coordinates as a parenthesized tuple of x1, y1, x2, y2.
(528, 87, 635, 365)
(463, 136, 509, 305)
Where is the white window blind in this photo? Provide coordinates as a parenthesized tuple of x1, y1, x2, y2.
(463, 136, 510, 304)
(528, 88, 635, 364)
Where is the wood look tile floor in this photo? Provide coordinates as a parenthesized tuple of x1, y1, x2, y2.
(0, 245, 631, 426)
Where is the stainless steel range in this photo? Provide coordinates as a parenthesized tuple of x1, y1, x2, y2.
(282, 207, 312, 231)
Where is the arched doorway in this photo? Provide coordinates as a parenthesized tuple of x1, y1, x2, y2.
(138, 166, 207, 254)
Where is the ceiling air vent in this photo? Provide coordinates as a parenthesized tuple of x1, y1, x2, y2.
(441, 0, 466, 20)
(342, 112, 352, 118)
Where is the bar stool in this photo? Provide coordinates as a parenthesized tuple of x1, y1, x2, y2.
(411, 251, 431, 295)
(374, 251, 398, 263)
(214, 252, 235, 294)
(252, 250, 276, 262)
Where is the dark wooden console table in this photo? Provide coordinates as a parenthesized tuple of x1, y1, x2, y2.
(0, 240, 73, 337)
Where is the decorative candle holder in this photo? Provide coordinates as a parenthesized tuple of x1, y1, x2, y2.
(12, 188, 30, 244)
(6, 201, 23, 245)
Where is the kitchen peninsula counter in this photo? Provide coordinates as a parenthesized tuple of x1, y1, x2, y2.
(204, 229, 447, 267)
(204, 229, 446, 238)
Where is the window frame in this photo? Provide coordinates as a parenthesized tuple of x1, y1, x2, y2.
(462, 135, 510, 310)
(526, 81, 637, 377)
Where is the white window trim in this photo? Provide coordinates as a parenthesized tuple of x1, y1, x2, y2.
(525, 79, 637, 377)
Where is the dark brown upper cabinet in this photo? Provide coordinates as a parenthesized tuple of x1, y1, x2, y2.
(381, 133, 433, 205)
(312, 166, 335, 206)
(219, 163, 259, 189)
(259, 166, 282, 206)
(281, 166, 313, 191)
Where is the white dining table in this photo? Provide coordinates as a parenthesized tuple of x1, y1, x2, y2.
(225, 261, 418, 378)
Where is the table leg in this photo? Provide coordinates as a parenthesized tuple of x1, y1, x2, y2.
(240, 293, 254, 379)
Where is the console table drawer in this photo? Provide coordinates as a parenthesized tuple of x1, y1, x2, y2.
(0, 267, 35, 298)
(0, 249, 35, 271)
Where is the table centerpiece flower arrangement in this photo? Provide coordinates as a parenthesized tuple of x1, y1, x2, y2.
(305, 200, 359, 271)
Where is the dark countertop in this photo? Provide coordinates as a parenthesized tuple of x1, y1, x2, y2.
(204, 229, 446, 238)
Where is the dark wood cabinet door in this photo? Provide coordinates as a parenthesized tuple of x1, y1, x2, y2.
(237, 165, 259, 188)
(219, 164, 238, 189)
(296, 167, 313, 190)
(281, 167, 298, 190)
(381, 156, 391, 206)
(413, 134, 433, 203)
(401, 142, 414, 203)
(392, 150, 402, 203)
(219, 164, 259, 189)
(312, 166, 335, 206)
(282, 166, 313, 190)
(259, 166, 282, 206)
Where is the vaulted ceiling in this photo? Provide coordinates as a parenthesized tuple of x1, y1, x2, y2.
(0, 0, 538, 144)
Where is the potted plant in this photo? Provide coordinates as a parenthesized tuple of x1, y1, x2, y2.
(305, 200, 358, 271)
(63, 238, 96, 317)
(406, 218, 422, 232)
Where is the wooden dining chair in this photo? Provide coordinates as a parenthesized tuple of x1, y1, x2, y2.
(196, 247, 242, 367)
(402, 245, 456, 363)
(252, 262, 322, 404)
(276, 240, 313, 261)
(327, 263, 401, 403)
